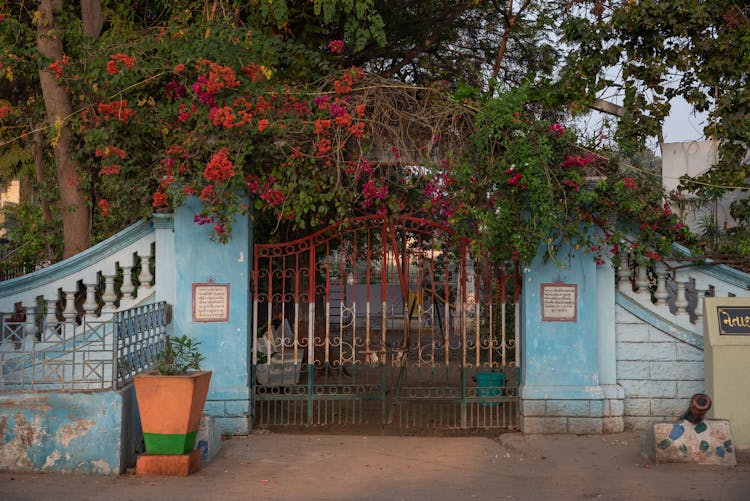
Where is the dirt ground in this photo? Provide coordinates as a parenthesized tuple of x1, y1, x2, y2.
(1, 430, 749, 501)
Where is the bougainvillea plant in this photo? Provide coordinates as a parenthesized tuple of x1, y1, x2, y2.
(449, 85, 695, 265)
(144, 58, 693, 265)
(0, 4, 694, 268)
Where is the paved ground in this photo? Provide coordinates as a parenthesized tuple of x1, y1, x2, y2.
(1, 430, 749, 501)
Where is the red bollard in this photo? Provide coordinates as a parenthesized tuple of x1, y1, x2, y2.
(680, 393, 712, 424)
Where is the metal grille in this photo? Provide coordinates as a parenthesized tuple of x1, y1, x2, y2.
(114, 302, 170, 388)
(252, 215, 520, 431)
(0, 302, 169, 391)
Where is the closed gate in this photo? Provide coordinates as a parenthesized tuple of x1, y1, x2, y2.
(251, 215, 520, 431)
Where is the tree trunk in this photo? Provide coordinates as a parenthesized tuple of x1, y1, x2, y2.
(31, 130, 56, 262)
(80, 0, 104, 38)
(37, 0, 90, 258)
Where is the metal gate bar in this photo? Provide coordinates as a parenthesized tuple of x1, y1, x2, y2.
(252, 215, 519, 430)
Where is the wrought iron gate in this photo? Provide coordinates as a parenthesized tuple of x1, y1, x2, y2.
(251, 215, 520, 430)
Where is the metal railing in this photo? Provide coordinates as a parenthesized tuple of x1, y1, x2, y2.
(114, 302, 170, 388)
(0, 302, 169, 392)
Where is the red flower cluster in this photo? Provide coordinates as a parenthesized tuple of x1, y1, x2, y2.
(505, 168, 526, 189)
(98, 199, 110, 217)
(95, 146, 126, 159)
(194, 59, 239, 95)
(241, 63, 268, 83)
(100, 164, 121, 175)
(203, 148, 235, 182)
(348, 121, 365, 138)
(152, 191, 168, 207)
(97, 100, 136, 123)
(362, 179, 388, 208)
(106, 53, 135, 75)
(209, 106, 236, 128)
(314, 119, 331, 134)
(561, 153, 596, 169)
(316, 138, 332, 157)
(623, 177, 637, 190)
(48, 55, 70, 79)
(644, 249, 661, 261)
(549, 122, 565, 137)
(177, 103, 195, 122)
(0, 105, 10, 121)
(260, 188, 285, 207)
(328, 40, 344, 54)
(199, 184, 214, 201)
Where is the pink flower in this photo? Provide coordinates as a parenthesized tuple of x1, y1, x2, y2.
(328, 40, 344, 54)
(549, 123, 565, 137)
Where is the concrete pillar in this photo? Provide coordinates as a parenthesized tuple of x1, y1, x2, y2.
(519, 243, 610, 434)
(173, 198, 252, 434)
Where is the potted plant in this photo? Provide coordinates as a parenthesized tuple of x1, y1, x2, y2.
(133, 335, 212, 456)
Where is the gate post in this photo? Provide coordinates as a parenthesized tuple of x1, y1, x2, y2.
(172, 197, 252, 435)
(519, 242, 623, 434)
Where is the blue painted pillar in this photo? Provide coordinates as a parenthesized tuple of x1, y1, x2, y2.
(519, 242, 622, 433)
(173, 197, 252, 434)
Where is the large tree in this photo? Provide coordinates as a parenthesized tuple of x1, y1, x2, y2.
(559, 1, 750, 206)
(0, 0, 389, 257)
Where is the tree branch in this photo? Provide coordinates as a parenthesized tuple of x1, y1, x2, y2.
(379, 1, 474, 79)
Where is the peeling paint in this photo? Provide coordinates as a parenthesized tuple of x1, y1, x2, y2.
(56, 419, 96, 447)
(42, 450, 61, 470)
(90, 459, 113, 475)
(0, 413, 37, 471)
(2, 391, 130, 474)
(237, 251, 245, 262)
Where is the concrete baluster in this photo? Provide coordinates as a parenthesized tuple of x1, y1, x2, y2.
(616, 249, 631, 290)
(101, 274, 118, 313)
(44, 298, 61, 341)
(138, 247, 154, 291)
(24, 304, 38, 341)
(120, 264, 135, 300)
(634, 261, 650, 294)
(62, 290, 78, 338)
(653, 262, 669, 305)
(694, 288, 706, 323)
(83, 280, 99, 317)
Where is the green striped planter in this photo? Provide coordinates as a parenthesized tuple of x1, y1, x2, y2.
(134, 371, 212, 455)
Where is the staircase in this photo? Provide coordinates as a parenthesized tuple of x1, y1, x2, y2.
(0, 219, 163, 391)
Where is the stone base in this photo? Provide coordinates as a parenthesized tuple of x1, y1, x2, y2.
(520, 384, 624, 434)
(136, 450, 201, 476)
(642, 419, 736, 466)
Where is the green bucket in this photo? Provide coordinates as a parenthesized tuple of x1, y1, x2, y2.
(476, 371, 504, 406)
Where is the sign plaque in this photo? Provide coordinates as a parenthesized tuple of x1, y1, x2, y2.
(541, 283, 578, 322)
(192, 282, 230, 322)
(717, 306, 750, 336)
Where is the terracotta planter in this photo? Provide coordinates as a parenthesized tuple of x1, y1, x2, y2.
(134, 371, 212, 455)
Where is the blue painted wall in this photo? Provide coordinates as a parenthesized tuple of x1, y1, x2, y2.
(173, 197, 251, 434)
(0, 389, 137, 474)
(520, 245, 601, 395)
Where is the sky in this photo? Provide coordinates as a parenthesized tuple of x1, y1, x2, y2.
(662, 97, 708, 144)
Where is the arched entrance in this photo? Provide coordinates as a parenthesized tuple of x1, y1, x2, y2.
(251, 215, 520, 431)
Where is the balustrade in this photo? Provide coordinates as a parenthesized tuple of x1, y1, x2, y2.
(0, 220, 160, 390)
(616, 247, 750, 332)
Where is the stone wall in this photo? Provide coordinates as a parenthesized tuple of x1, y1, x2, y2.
(615, 305, 704, 430)
(0, 387, 141, 474)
